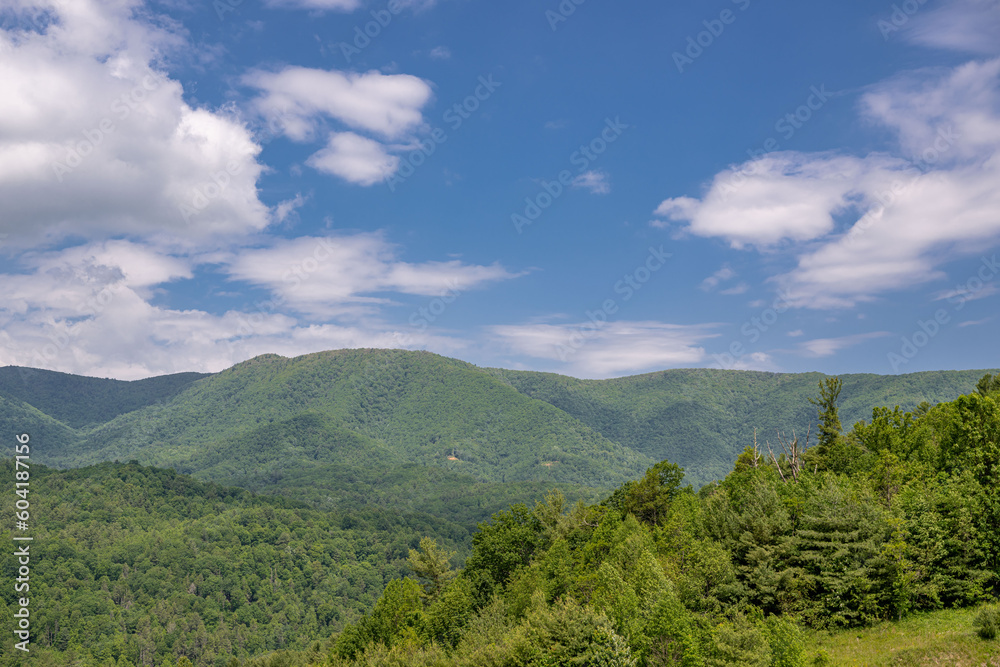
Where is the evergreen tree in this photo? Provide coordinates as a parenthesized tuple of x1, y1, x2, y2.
(809, 377, 844, 462)
(976, 373, 1000, 397)
(408, 537, 457, 600)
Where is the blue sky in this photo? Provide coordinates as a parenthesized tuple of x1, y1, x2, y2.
(0, 0, 998, 379)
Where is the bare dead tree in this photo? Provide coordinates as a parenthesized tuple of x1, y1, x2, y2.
(767, 425, 811, 482)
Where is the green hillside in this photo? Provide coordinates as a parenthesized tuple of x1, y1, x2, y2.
(2, 367, 998, 666)
(489, 366, 997, 486)
(3, 350, 996, 495)
(0, 460, 469, 666)
(45, 350, 651, 492)
(0, 365, 208, 429)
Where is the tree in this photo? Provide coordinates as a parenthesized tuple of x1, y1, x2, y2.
(809, 377, 843, 455)
(976, 373, 1000, 397)
(408, 537, 456, 600)
(606, 460, 686, 525)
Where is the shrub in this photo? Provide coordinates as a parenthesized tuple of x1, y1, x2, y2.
(974, 603, 1000, 640)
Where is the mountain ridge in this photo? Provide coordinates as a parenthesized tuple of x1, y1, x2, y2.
(2, 349, 996, 496)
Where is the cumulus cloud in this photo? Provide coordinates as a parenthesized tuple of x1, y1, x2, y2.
(306, 132, 400, 186)
(0, 236, 487, 379)
(652, 153, 909, 249)
(489, 321, 719, 378)
(244, 67, 432, 141)
(0, 0, 269, 247)
(244, 66, 433, 185)
(654, 57, 1000, 309)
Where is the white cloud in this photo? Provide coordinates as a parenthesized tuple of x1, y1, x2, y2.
(571, 170, 611, 194)
(273, 193, 309, 223)
(264, 0, 438, 11)
(653, 153, 905, 249)
(798, 332, 891, 358)
(933, 282, 1000, 303)
(701, 265, 736, 291)
(244, 67, 433, 142)
(0, 237, 478, 379)
(906, 0, 1000, 55)
(958, 317, 993, 327)
(264, 0, 362, 10)
(429, 46, 452, 60)
(654, 58, 1000, 309)
(719, 283, 750, 296)
(722, 351, 776, 371)
(489, 321, 719, 378)
(226, 233, 522, 317)
(306, 132, 399, 186)
(0, 0, 270, 247)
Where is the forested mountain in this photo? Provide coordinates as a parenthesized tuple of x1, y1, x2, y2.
(0, 461, 468, 666)
(3, 349, 994, 493)
(3, 373, 998, 666)
(487, 367, 996, 485)
(257, 374, 1000, 667)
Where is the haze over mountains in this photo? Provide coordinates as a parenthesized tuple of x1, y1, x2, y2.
(2, 348, 994, 506)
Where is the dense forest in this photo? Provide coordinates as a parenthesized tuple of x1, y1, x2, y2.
(0, 462, 468, 666)
(3, 349, 995, 493)
(2, 371, 998, 665)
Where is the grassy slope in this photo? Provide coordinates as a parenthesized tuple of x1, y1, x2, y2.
(808, 605, 1000, 666)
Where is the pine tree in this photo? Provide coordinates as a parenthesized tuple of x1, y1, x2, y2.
(809, 377, 843, 460)
(408, 537, 457, 600)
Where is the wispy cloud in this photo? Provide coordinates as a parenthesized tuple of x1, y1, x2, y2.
(489, 320, 719, 378)
(798, 332, 891, 358)
(571, 170, 611, 195)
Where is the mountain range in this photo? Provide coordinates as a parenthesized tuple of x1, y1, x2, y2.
(2, 349, 995, 526)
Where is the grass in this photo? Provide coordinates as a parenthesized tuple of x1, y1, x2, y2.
(806, 605, 1000, 666)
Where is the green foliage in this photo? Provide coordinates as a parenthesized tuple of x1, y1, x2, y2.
(809, 377, 844, 457)
(974, 604, 1000, 640)
(976, 373, 1000, 397)
(463, 503, 544, 604)
(0, 461, 463, 666)
(4, 353, 1000, 667)
(408, 537, 457, 600)
(604, 460, 686, 525)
